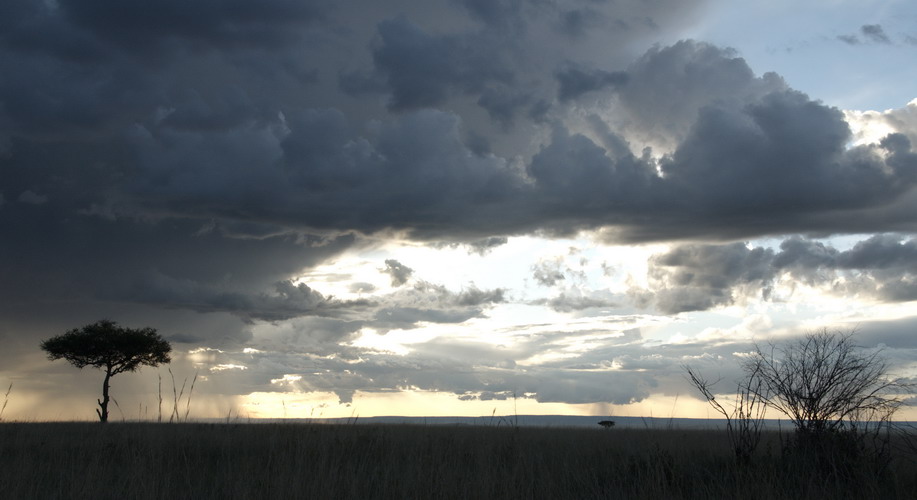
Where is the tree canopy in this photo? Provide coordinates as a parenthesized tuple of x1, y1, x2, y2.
(41, 319, 171, 374)
(41, 319, 171, 422)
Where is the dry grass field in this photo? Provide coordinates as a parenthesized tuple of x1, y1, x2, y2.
(1, 422, 916, 499)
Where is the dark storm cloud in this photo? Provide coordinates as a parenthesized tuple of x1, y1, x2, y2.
(555, 7, 604, 39)
(3, 0, 917, 358)
(119, 274, 369, 322)
(119, 270, 506, 331)
(8, 1, 911, 251)
(645, 243, 775, 313)
(466, 236, 509, 254)
(57, 0, 331, 52)
(450, 0, 525, 32)
(554, 66, 628, 101)
(430, 236, 509, 255)
(277, 108, 525, 235)
(639, 235, 917, 313)
(0, 205, 355, 304)
(369, 17, 515, 111)
(612, 40, 788, 149)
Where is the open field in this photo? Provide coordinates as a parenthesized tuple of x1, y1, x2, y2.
(2, 423, 916, 499)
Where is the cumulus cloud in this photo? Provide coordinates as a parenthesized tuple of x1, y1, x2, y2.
(532, 257, 566, 287)
(637, 234, 917, 313)
(5, 3, 916, 253)
(612, 40, 788, 150)
(369, 281, 505, 331)
(382, 259, 414, 287)
(554, 66, 627, 101)
(846, 98, 917, 147)
(369, 17, 514, 111)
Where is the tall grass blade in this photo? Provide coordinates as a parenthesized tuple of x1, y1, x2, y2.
(184, 370, 199, 422)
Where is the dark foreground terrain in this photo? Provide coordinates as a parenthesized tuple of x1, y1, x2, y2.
(1, 422, 916, 499)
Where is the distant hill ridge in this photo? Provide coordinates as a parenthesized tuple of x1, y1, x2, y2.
(212, 415, 827, 430)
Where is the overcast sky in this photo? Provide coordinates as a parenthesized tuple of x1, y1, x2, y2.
(2, 0, 917, 421)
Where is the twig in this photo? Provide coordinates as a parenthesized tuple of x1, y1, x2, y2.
(0, 382, 11, 421)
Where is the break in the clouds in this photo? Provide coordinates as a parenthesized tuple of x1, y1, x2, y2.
(2, 0, 917, 419)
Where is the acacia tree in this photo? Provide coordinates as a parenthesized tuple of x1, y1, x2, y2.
(41, 320, 171, 423)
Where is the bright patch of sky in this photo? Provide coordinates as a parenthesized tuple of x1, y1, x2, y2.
(691, 0, 917, 111)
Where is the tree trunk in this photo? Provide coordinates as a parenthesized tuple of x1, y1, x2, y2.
(97, 369, 112, 423)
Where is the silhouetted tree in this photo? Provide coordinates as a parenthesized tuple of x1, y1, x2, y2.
(598, 420, 616, 429)
(40, 320, 171, 423)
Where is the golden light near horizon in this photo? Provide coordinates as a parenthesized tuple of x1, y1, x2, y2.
(233, 389, 711, 421)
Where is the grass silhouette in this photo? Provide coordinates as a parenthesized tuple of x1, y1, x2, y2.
(1, 422, 916, 499)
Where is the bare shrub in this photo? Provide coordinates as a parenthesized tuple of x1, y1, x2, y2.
(749, 329, 903, 436)
(748, 328, 905, 478)
(688, 328, 907, 473)
(685, 363, 768, 464)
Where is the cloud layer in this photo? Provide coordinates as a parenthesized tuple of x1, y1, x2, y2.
(2, 0, 917, 415)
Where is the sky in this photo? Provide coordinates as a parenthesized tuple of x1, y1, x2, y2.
(2, 0, 917, 422)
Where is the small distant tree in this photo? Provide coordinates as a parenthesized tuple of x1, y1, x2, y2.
(598, 420, 616, 429)
(40, 320, 172, 423)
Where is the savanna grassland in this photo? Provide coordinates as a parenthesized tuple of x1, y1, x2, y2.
(1, 422, 916, 499)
